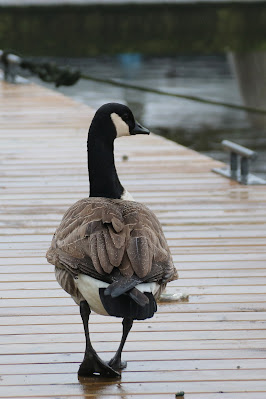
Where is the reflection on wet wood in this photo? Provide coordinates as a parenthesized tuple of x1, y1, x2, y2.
(1, 79, 266, 398)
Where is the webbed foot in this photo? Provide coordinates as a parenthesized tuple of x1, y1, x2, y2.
(78, 351, 120, 378)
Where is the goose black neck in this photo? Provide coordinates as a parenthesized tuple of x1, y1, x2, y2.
(88, 133, 124, 199)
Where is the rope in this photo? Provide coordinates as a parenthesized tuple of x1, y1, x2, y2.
(80, 73, 266, 115)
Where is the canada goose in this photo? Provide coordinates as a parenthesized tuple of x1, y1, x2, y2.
(46, 103, 178, 378)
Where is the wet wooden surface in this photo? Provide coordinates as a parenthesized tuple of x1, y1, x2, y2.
(1, 78, 266, 399)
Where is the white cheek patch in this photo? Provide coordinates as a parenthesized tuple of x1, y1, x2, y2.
(111, 113, 130, 137)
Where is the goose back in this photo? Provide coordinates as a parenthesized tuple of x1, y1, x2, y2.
(47, 197, 177, 290)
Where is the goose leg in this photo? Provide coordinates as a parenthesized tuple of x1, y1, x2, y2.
(78, 300, 120, 378)
(109, 318, 133, 370)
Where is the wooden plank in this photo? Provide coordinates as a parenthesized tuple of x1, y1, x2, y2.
(2, 237, 266, 250)
(3, 283, 266, 297)
(3, 230, 266, 240)
(1, 339, 266, 356)
(2, 369, 266, 385)
(3, 276, 266, 289)
(2, 293, 266, 307)
(0, 381, 266, 397)
(1, 349, 266, 366)
(2, 311, 266, 326)
(1, 330, 266, 345)
(3, 268, 266, 280)
(1, 358, 266, 375)
(2, 303, 266, 316)
(2, 261, 266, 273)
(1, 320, 266, 335)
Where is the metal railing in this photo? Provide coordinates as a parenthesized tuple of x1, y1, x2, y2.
(212, 140, 266, 185)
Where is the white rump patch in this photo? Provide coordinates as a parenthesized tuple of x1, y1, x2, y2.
(136, 282, 160, 296)
(111, 112, 130, 137)
(75, 274, 160, 316)
(75, 274, 109, 316)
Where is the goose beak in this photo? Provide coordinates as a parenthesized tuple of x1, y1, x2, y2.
(131, 121, 150, 135)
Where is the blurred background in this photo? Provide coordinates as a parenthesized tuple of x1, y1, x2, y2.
(1, 0, 266, 177)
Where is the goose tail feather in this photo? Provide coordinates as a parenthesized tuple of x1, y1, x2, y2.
(104, 275, 141, 298)
(104, 276, 150, 306)
(99, 288, 157, 320)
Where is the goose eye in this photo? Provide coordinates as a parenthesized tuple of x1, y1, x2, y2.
(122, 113, 130, 122)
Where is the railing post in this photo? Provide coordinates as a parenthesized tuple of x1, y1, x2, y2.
(240, 156, 249, 184)
(230, 152, 238, 179)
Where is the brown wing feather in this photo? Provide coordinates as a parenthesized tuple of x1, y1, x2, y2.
(46, 197, 178, 284)
(127, 236, 151, 278)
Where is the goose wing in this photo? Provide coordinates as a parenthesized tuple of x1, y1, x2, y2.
(46, 197, 177, 285)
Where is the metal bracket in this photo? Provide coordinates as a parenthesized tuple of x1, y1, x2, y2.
(212, 140, 266, 185)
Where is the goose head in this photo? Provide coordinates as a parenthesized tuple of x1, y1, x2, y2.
(88, 103, 150, 200)
(90, 103, 150, 140)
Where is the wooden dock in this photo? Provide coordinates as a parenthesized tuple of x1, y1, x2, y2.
(1, 78, 266, 399)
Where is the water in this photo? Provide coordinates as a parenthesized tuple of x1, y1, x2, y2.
(30, 54, 266, 179)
